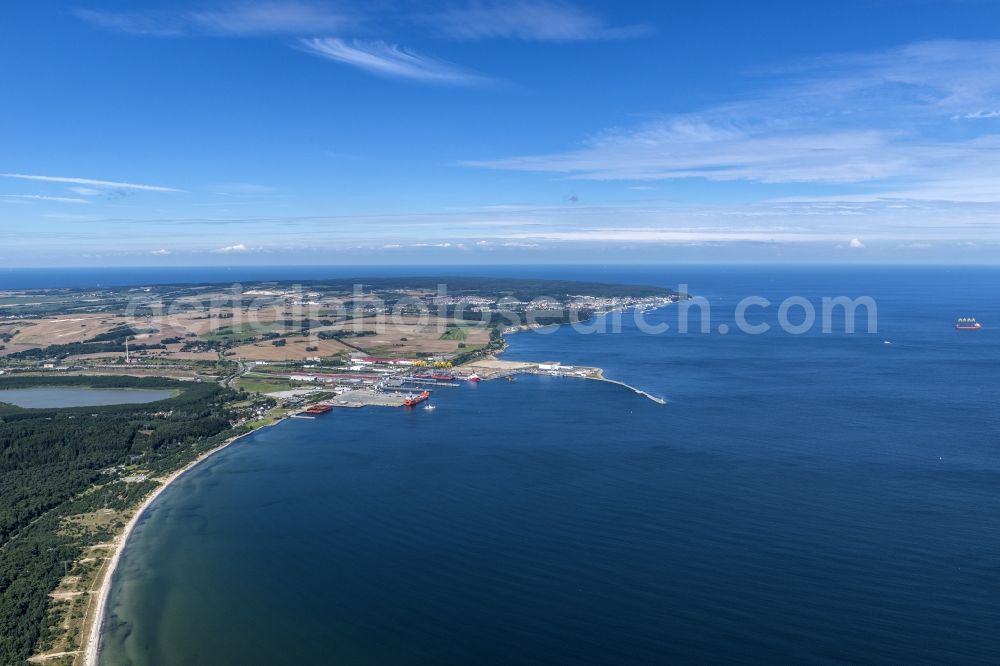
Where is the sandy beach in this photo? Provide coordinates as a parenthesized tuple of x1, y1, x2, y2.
(82, 419, 284, 666)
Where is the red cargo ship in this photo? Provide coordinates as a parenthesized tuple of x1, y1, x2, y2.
(303, 404, 333, 415)
(404, 391, 430, 407)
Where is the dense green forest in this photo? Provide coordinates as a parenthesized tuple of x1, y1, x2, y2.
(7, 340, 166, 360)
(0, 376, 243, 664)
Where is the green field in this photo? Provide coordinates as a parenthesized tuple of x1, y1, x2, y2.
(206, 322, 281, 344)
(439, 326, 468, 341)
(235, 377, 299, 394)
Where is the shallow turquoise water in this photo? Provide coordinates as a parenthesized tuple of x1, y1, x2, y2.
(100, 266, 1000, 664)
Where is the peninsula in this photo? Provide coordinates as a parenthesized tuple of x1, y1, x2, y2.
(0, 277, 679, 665)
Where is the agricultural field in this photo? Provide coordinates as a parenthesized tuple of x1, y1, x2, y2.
(234, 377, 301, 394)
(0, 277, 678, 372)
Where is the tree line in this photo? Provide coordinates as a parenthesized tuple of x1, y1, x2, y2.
(0, 376, 241, 664)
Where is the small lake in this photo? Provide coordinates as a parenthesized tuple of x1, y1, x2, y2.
(0, 386, 177, 408)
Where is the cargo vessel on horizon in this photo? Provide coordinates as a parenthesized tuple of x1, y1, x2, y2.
(956, 317, 983, 331)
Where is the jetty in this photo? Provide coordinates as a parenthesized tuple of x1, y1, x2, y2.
(459, 359, 667, 405)
(588, 376, 667, 404)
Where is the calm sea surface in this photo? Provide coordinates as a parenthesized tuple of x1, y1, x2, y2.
(98, 266, 1000, 664)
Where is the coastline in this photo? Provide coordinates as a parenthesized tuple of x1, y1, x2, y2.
(81, 417, 286, 666)
(79, 301, 675, 664)
(492, 304, 670, 405)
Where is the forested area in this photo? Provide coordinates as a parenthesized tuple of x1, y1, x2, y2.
(7, 340, 165, 360)
(0, 376, 240, 664)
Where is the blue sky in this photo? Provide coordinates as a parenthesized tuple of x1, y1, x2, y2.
(3, 0, 1000, 266)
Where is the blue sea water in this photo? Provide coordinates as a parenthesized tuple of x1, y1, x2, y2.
(98, 266, 1000, 664)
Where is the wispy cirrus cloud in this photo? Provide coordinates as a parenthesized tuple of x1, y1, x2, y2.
(464, 40, 1000, 202)
(2, 173, 182, 192)
(74, 8, 186, 37)
(0, 194, 92, 204)
(423, 0, 651, 42)
(75, 1, 642, 85)
(214, 243, 250, 253)
(954, 110, 1000, 120)
(465, 124, 902, 183)
(299, 38, 489, 86)
(188, 1, 353, 35)
(10, 195, 1000, 264)
(75, 1, 354, 37)
(68, 186, 102, 196)
(76, 0, 645, 42)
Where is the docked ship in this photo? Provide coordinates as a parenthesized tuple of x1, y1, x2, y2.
(466, 373, 481, 383)
(404, 391, 431, 407)
(303, 404, 333, 415)
(956, 317, 983, 331)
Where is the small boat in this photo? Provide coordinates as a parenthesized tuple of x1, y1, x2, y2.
(956, 317, 983, 331)
(424, 404, 436, 411)
(404, 391, 430, 407)
(466, 373, 481, 383)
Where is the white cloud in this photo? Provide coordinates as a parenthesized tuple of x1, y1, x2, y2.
(215, 243, 250, 253)
(501, 228, 851, 243)
(953, 110, 1000, 119)
(299, 38, 488, 86)
(76, 2, 353, 37)
(78, 2, 640, 88)
(464, 40, 1000, 202)
(74, 8, 186, 36)
(189, 1, 352, 35)
(466, 124, 899, 183)
(0, 194, 91, 204)
(150, 249, 172, 255)
(849, 238, 865, 249)
(77, 1, 643, 43)
(425, 0, 650, 42)
(68, 186, 102, 196)
(2, 173, 182, 192)
(20, 196, 1000, 254)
